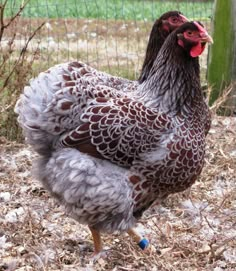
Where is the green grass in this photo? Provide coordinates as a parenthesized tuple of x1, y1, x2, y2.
(5, 0, 213, 21)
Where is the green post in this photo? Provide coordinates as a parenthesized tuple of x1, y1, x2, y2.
(207, 0, 236, 111)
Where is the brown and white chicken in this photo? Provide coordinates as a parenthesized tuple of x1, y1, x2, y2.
(15, 21, 212, 256)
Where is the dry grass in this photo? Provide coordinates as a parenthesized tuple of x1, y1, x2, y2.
(0, 114, 235, 271)
(2, 17, 211, 75)
(0, 17, 159, 81)
(209, 84, 236, 116)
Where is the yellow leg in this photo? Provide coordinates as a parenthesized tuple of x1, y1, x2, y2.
(89, 226, 103, 254)
(127, 228, 143, 243)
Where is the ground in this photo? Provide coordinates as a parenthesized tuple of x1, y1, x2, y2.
(0, 15, 235, 271)
(0, 115, 235, 271)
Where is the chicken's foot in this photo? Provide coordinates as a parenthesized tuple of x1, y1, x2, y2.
(89, 226, 103, 254)
(127, 228, 149, 250)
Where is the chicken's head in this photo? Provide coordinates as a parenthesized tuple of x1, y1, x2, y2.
(160, 11, 189, 33)
(177, 21, 213, 58)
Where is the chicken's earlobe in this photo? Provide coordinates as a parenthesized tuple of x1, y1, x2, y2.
(162, 20, 170, 32)
(177, 35, 184, 48)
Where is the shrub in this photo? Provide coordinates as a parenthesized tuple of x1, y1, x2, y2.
(0, 0, 45, 141)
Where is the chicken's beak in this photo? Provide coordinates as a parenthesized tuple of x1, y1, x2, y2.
(193, 21, 213, 44)
(200, 32, 213, 44)
(180, 14, 189, 23)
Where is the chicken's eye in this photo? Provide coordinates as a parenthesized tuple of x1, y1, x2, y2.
(171, 17, 178, 23)
(187, 31, 193, 36)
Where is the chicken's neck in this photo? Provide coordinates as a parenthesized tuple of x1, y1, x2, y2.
(138, 24, 166, 83)
(137, 39, 203, 116)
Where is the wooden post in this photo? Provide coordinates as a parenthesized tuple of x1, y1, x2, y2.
(232, 1, 236, 84)
(207, 0, 236, 112)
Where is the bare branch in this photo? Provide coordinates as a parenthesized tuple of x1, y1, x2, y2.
(0, 21, 45, 92)
(0, 32, 16, 71)
(0, 0, 31, 41)
(6, 0, 30, 28)
(0, 1, 8, 40)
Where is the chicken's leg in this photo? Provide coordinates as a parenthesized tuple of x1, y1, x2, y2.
(89, 226, 103, 254)
(127, 228, 149, 250)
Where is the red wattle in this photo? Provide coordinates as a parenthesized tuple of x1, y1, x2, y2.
(190, 43, 205, 57)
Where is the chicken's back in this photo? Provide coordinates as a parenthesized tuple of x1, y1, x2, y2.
(14, 61, 134, 155)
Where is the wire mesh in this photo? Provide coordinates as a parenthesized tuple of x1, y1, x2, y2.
(1, 0, 215, 141)
(4, 0, 214, 78)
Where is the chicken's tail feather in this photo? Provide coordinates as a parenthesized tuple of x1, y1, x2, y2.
(14, 69, 61, 155)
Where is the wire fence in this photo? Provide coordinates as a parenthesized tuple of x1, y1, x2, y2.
(4, 0, 214, 78)
(1, 0, 214, 141)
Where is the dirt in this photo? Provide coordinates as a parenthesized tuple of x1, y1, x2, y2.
(0, 115, 235, 271)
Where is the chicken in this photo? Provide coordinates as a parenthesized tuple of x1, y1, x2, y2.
(14, 11, 188, 157)
(83, 11, 188, 89)
(138, 11, 188, 83)
(15, 21, 213, 256)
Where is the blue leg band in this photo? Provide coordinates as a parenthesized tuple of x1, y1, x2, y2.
(138, 238, 149, 250)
